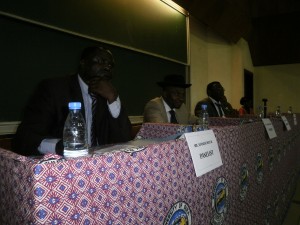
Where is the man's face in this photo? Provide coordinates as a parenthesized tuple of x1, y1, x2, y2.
(210, 83, 224, 101)
(80, 49, 115, 84)
(163, 86, 185, 109)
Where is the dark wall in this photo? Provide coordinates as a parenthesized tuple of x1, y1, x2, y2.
(0, 16, 186, 121)
(0, 1, 188, 121)
(0, 0, 187, 63)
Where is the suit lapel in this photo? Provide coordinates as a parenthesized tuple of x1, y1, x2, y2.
(95, 96, 106, 122)
(208, 98, 220, 117)
(175, 106, 186, 124)
(159, 97, 169, 123)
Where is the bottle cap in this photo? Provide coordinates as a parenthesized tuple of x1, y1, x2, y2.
(69, 102, 81, 109)
(201, 104, 207, 110)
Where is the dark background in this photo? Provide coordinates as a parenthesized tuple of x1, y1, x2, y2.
(173, 0, 300, 66)
(0, 0, 187, 121)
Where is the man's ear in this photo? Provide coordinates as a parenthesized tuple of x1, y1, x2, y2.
(161, 89, 167, 98)
(79, 59, 85, 67)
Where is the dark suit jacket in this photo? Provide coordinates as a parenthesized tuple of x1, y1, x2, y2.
(194, 97, 221, 117)
(13, 75, 132, 156)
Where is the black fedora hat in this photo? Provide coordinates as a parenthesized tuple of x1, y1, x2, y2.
(157, 74, 191, 88)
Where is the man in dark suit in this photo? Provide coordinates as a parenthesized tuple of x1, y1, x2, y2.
(194, 81, 237, 117)
(13, 46, 132, 156)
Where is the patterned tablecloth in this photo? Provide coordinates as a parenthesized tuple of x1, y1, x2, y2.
(0, 115, 299, 225)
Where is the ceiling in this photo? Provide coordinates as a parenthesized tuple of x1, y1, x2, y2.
(173, 0, 300, 66)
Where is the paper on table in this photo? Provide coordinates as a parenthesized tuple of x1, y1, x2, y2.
(92, 133, 184, 155)
(92, 139, 158, 155)
(92, 144, 146, 155)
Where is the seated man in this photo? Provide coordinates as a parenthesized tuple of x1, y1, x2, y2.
(194, 81, 237, 117)
(239, 96, 253, 116)
(13, 46, 132, 156)
(220, 95, 239, 117)
(143, 74, 198, 124)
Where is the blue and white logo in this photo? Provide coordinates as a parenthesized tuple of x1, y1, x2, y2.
(164, 201, 192, 225)
(211, 177, 229, 225)
(264, 203, 272, 225)
(239, 163, 249, 201)
(277, 140, 281, 162)
(268, 145, 274, 171)
(255, 153, 263, 184)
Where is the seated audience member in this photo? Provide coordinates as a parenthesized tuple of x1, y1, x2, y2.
(143, 74, 198, 124)
(13, 46, 132, 156)
(239, 97, 253, 116)
(194, 81, 237, 117)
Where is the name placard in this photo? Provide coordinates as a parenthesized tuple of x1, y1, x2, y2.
(184, 130, 223, 177)
(281, 116, 291, 131)
(262, 118, 277, 139)
(293, 114, 297, 125)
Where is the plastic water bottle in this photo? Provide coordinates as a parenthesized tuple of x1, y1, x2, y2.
(275, 106, 281, 117)
(63, 102, 89, 158)
(258, 105, 264, 118)
(199, 104, 209, 130)
(287, 106, 293, 114)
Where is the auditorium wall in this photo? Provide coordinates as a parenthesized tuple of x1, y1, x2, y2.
(189, 16, 254, 112)
(189, 15, 300, 115)
(254, 64, 300, 114)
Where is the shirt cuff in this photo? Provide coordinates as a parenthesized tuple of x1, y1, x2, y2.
(108, 96, 121, 118)
(38, 138, 61, 154)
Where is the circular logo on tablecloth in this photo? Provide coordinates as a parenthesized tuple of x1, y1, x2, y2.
(239, 163, 249, 201)
(211, 177, 229, 225)
(281, 187, 286, 206)
(164, 201, 192, 225)
(193, 125, 204, 131)
(255, 153, 263, 184)
(268, 145, 274, 171)
(287, 139, 291, 154)
(282, 140, 287, 157)
(276, 141, 281, 162)
(273, 192, 280, 217)
(264, 203, 272, 225)
(177, 125, 193, 134)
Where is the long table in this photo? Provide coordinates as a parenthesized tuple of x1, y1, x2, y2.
(1, 115, 299, 224)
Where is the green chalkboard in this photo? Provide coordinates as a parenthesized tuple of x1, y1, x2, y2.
(0, 0, 187, 63)
(0, 16, 186, 121)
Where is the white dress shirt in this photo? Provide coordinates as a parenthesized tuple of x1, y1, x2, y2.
(209, 97, 225, 117)
(38, 75, 121, 154)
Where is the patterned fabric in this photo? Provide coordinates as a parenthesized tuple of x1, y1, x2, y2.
(0, 115, 299, 224)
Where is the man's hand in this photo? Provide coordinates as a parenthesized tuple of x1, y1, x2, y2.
(88, 78, 118, 103)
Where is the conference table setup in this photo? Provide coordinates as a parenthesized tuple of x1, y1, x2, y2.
(0, 114, 299, 224)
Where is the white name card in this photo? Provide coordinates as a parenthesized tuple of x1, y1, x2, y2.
(293, 114, 297, 125)
(184, 130, 223, 177)
(262, 118, 277, 139)
(281, 116, 291, 131)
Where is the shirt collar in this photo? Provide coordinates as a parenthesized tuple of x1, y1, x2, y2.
(162, 97, 174, 112)
(78, 74, 89, 95)
(209, 96, 221, 105)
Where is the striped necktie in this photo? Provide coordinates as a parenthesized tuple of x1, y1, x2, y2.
(169, 109, 178, 124)
(215, 103, 224, 117)
(90, 94, 97, 146)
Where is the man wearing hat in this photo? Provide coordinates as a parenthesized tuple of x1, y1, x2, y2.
(143, 74, 198, 124)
